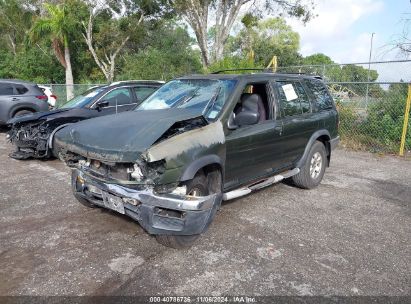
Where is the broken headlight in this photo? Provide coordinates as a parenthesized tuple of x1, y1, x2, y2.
(127, 163, 144, 181)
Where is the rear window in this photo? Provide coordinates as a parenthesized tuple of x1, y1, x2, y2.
(305, 79, 334, 111)
(0, 83, 14, 95)
(14, 84, 29, 95)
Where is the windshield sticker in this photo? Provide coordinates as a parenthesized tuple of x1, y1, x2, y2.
(282, 84, 298, 101)
(208, 110, 218, 119)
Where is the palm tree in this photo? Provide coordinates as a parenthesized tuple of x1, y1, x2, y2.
(29, 3, 77, 100)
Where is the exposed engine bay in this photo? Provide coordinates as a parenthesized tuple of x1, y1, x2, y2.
(7, 121, 53, 159)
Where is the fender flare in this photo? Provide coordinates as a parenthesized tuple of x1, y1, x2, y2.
(296, 130, 331, 168)
(47, 123, 73, 149)
(180, 154, 223, 181)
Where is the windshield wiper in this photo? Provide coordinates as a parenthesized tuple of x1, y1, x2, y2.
(174, 88, 200, 107)
(202, 87, 221, 117)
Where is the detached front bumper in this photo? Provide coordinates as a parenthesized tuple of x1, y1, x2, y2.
(72, 169, 221, 236)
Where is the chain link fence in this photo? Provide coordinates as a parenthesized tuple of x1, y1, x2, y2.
(327, 81, 410, 154)
(278, 60, 411, 155)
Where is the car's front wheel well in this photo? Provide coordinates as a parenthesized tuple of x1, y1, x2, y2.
(183, 163, 222, 195)
(201, 163, 223, 194)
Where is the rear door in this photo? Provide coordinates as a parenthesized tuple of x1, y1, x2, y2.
(272, 80, 318, 166)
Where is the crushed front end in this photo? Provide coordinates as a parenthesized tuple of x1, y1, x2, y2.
(7, 121, 53, 159)
(67, 154, 221, 236)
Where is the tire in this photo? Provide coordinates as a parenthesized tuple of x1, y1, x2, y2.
(71, 170, 96, 208)
(13, 110, 33, 117)
(156, 171, 218, 249)
(292, 141, 327, 189)
(73, 191, 97, 208)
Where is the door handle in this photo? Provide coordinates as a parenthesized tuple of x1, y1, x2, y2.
(12, 97, 20, 101)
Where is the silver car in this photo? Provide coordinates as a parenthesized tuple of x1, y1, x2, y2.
(0, 79, 49, 125)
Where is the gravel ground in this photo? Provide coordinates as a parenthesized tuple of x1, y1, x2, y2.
(0, 132, 410, 296)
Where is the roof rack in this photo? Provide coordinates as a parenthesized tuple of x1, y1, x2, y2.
(210, 69, 324, 79)
(211, 68, 273, 74)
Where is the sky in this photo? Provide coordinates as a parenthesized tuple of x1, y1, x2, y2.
(285, 0, 411, 63)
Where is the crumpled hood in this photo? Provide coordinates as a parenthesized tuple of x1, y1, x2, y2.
(7, 108, 71, 125)
(53, 108, 206, 162)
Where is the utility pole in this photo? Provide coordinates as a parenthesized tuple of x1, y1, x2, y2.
(365, 32, 375, 109)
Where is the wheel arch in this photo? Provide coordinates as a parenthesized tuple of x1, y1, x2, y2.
(180, 155, 224, 182)
(296, 130, 331, 168)
(10, 106, 36, 117)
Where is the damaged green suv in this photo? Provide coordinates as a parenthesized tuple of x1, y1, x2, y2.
(53, 72, 339, 248)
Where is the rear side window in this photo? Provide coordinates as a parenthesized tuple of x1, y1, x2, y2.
(274, 81, 311, 117)
(14, 84, 29, 95)
(305, 79, 334, 111)
(0, 83, 14, 95)
(133, 86, 157, 101)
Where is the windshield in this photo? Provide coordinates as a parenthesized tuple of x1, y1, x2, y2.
(59, 86, 106, 109)
(136, 79, 237, 120)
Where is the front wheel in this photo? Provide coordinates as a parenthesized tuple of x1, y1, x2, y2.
(292, 141, 327, 189)
(73, 191, 96, 208)
(71, 170, 96, 208)
(155, 169, 221, 249)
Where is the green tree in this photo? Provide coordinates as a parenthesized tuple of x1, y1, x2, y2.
(173, 0, 314, 68)
(227, 17, 301, 67)
(118, 21, 202, 80)
(29, 1, 86, 99)
(82, 0, 173, 82)
(0, 0, 34, 55)
(302, 53, 333, 65)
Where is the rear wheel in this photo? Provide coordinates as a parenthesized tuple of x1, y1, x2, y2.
(155, 169, 221, 249)
(292, 141, 327, 189)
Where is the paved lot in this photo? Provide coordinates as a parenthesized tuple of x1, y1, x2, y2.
(0, 132, 410, 296)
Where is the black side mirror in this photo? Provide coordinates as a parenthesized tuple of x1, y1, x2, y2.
(95, 100, 109, 111)
(235, 110, 259, 126)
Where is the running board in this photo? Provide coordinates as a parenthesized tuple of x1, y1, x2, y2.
(222, 168, 300, 201)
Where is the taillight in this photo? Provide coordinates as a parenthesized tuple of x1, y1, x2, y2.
(50, 95, 57, 100)
(36, 95, 47, 100)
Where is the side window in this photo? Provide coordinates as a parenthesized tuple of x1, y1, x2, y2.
(305, 79, 334, 111)
(274, 81, 310, 117)
(294, 82, 310, 113)
(233, 83, 270, 122)
(14, 84, 29, 95)
(102, 88, 132, 106)
(133, 86, 157, 102)
(0, 83, 14, 95)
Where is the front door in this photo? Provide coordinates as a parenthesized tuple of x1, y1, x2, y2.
(224, 83, 285, 190)
(99, 87, 135, 114)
